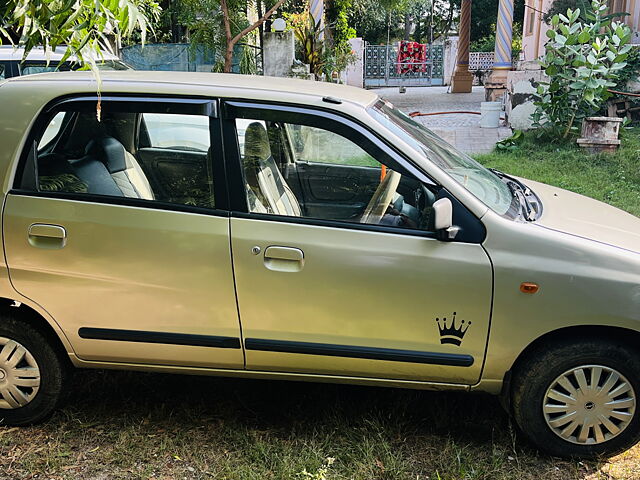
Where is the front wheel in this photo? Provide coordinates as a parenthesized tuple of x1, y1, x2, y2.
(0, 316, 69, 425)
(512, 339, 640, 458)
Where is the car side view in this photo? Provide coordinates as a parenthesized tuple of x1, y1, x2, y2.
(0, 71, 638, 459)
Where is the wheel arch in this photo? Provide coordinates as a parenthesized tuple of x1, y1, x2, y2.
(0, 296, 73, 367)
(500, 325, 640, 409)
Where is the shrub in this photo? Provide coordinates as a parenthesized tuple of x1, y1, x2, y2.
(531, 0, 632, 138)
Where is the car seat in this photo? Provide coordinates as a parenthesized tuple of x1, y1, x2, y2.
(243, 122, 301, 216)
(73, 137, 154, 200)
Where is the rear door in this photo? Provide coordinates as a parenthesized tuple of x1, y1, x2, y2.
(3, 96, 243, 369)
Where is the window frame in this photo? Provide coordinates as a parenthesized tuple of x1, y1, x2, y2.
(221, 100, 486, 243)
(12, 94, 230, 216)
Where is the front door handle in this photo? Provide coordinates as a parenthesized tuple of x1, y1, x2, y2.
(28, 223, 67, 249)
(263, 246, 304, 272)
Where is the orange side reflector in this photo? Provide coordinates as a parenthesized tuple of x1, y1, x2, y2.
(380, 164, 387, 181)
(520, 282, 539, 294)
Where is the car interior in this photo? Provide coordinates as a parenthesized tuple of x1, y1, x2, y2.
(34, 109, 214, 209)
(31, 107, 439, 231)
(238, 119, 439, 230)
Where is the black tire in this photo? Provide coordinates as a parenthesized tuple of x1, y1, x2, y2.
(512, 338, 640, 459)
(0, 315, 70, 425)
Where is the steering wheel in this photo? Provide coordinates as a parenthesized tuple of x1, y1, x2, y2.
(360, 170, 402, 224)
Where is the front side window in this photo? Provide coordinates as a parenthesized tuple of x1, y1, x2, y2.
(235, 117, 438, 232)
(0, 64, 5, 80)
(24, 102, 215, 209)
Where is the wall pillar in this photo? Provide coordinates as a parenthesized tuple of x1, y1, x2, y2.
(310, 0, 324, 41)
(263, 31, 295, 77)
(485, 0, 514, 100)
(451, 0, 473, 93)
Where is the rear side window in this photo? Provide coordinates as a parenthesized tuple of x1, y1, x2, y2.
(143, 113, 210, 151)
(19, 100, 217, 210)
(0, 64, 5, 80)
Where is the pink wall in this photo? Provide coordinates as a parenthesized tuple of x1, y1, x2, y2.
(521, 0, 553, 62)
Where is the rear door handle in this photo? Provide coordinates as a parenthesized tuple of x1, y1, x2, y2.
(263, 246, 304, 272)
(28, 223, 67, 249)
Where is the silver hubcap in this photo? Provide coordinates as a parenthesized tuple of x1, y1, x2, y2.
(543, 365, 636, 445)
(0, 337, 40, 409)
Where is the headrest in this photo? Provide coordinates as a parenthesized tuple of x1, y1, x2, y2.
(37, 153, 75, 177)
(244, 122, 271, 161)
(85, 136, 127, 173)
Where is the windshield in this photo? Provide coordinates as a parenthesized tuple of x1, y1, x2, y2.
(370, 99, 517, 217)
(96, 60, 130, 71)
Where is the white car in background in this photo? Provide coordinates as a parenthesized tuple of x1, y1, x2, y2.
(0, 46, 129, 80)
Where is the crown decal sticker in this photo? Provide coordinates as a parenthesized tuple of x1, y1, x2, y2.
(435, 312, 471, 346)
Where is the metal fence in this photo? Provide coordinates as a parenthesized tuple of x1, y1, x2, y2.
(364, 43, 444, 88)
(121, 43, 221, 72)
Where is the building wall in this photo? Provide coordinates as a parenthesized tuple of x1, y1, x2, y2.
(521, 0, 640, 62)
(521, 0, 553, 62)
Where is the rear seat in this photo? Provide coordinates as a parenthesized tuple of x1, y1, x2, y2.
(72, 137, 154, 200)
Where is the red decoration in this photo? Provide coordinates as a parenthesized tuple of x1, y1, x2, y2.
(396, 41, 427, 74)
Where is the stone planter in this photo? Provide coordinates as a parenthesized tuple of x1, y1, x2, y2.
(577, 117, 623, 154)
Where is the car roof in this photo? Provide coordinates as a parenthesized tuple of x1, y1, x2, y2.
(5, 70, 380, 108)
(0, 46, 120, 62)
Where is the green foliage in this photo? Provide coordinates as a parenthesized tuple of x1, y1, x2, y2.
(495, 130, 524, 151)
(324, 0, 357, 74)
(0, 0, 159, 75)
(531, 0, 632, 138)
(614, 45, 640, 91)
(239, 43, 258, 75)
(471, 0, 525, 43)
(327, 0, 356, 50)
(470, 22, 522, 56)
(348, 0, 401, 44)
(177, 0, 228, 57)
(544, 0, 629, 23)
(289, 11, 326, 78)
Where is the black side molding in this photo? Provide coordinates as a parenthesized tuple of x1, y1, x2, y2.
(78, 328, 241, 349)
(245, 338, 474, 367)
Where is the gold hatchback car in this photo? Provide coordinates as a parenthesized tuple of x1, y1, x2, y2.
(0, 72, 639, 458)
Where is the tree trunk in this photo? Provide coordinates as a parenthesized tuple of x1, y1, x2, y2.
(222, 0, 288, 73)
(404, 12, 412, 41)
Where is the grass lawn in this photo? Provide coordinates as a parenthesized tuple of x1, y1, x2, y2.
(1, 130, 639, 480)
(3, 371, 640, 480)
(474, 127, 640, 218)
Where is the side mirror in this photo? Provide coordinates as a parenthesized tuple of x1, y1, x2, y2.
(433, 197, 460, 241)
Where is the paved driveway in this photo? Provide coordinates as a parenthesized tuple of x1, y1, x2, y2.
(375, 86, 512, 154)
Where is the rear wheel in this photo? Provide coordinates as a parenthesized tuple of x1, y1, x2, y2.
(512, 339, 640, 458)
(0, 316, 69, 425)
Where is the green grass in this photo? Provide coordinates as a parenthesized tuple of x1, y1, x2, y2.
(473, 127, 640, 217)
(1, 370, 640, 479)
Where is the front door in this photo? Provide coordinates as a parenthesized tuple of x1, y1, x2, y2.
(226, 103, 492, 384)
(3, 96, 244, 369)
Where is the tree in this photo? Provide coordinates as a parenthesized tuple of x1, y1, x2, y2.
(470, 0, 524, 42)
(412, 0, 461, 44)
(220, 0, 288, 72)
(0, 0, 159, 73)
(177, 0, 287, 73)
